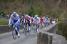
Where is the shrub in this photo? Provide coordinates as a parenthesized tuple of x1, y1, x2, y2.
(57, 22, 67, 40)
(0, 10, 5, 17)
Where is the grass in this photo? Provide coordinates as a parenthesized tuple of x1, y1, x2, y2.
(0, 18, 8, 25)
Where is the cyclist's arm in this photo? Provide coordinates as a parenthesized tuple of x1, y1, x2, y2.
(9, 17, 13, 27)
(8, 13, 14, 26)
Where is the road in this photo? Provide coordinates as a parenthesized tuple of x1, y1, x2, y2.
(0, 24, 67, 44)
(0, 24, 54, 44)
(0, 26, 38, 44)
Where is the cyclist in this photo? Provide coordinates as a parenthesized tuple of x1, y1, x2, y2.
(44, 16, 50, 27)
(9, 12, 20, 37)
(34, 15, 40, 32)
(21, 15, 26, 29)
(21, 14, 28, 34)
(25, 15, 31, 32)
(40, 16, 44, 28)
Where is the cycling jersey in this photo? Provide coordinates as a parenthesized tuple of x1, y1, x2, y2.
(9, 12, 20, 31)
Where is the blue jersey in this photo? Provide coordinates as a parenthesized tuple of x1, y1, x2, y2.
(13, 19, 18, 24)
(12, 16, 20, 25)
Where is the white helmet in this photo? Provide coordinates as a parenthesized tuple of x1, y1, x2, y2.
(13, 12, 17, 17)
(25, 14, 29, 17)
(35, 15, 38, 17)
(13, 12, 16, 14)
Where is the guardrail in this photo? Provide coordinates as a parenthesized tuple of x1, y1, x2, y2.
(0, 25, 10, 33)
(37, 23, 57, 44)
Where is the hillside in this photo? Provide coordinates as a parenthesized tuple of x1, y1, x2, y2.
(0, 0, 67, 19)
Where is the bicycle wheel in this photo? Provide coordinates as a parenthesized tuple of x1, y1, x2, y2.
(12, 29, 16, 39)
(23, 29, 27, 36)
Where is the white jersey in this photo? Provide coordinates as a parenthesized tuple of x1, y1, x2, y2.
(34, 17, 40, 24)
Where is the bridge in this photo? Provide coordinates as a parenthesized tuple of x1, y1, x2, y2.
(0, 23, 67, 44)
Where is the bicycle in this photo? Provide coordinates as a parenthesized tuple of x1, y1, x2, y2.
(23, 22, 31, 36)
(23, 23, 28, 36)
(11, 25, 18, 39)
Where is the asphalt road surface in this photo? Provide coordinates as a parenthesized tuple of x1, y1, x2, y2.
(0, 24, 55, 44)
(0, 24, 67, 44)
(0, 27, 37, 44)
